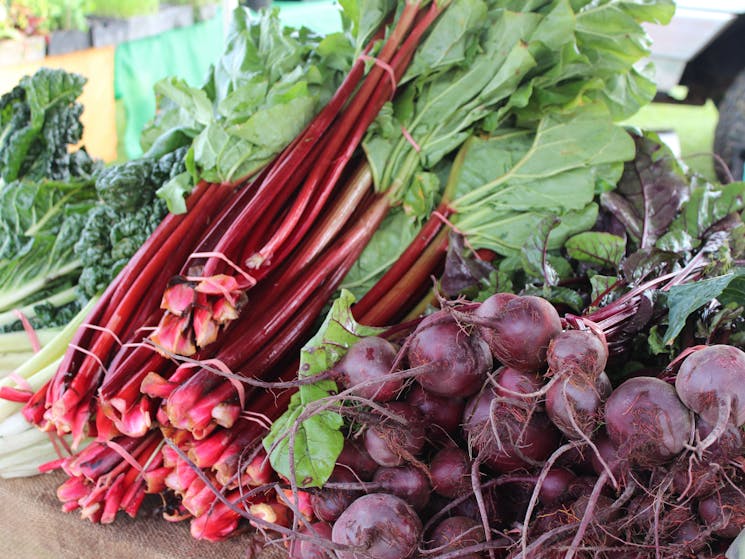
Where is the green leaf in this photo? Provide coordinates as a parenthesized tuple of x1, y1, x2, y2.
(338, 0, 396, 55)
(217, 77, 269, 122)
(341, 207, 420, 299)
(453, 107, 635, 215)
(719, 273, 745, 308)
(154, 77, 214, 127)
(156, 172, 192, 215)
(668, 181, 745, 244)
(264, 290, 384, 487)
(565, 232, 626, 268)
(403, 171, 439, 217)
(520, 216, 561, 285)
(227, 93, 316, 153)
(664, 269, 745, 344)
(401, 0, 488, 84)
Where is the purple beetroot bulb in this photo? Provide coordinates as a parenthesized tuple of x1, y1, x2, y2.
(675, 344, 745, 428)
(430, 445, 471, 498)
(335, 336, 402, 402)
(406, 383, 465, 437)
(373, 465, 431, 511)
(427, 516, 486, 559)
(407, 310, 492, 398)
(364, 402, 425, 467)
(547, 328, 608, 379)
(476, 295, 562, 373)
(605, 376, 692, 468)
(331, 493, 422, 559)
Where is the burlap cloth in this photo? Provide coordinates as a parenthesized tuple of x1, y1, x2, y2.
(0, 472, 288, 559)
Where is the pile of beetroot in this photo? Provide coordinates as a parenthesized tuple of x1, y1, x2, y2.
(276, 293, 745, 559)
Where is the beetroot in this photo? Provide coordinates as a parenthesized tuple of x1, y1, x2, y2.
(472, 292, 518, 350)
(335, 336, 402, 402)
(288, 521, 333, 559)
(463, 388, 560, 473)
(430, 446, 471, 498)
(311, 467, 361, 523)
(546, 373, 604, 439)
(407, 311, 492, 397)
(336, 439, 378, 481)
(426, 516, 486, 559)
(364, 402, 425, 467)
(547, 328, 608, 378)
(696, 416, 745, 462)
(476, 295, 561, 373)
(493, 366, 543, 399)
(589, 431, 624, 480)
(675, 344, 745, 451)
(406, 384, 465, 437)
(331, 493, 422, 559)
(373, 465, 431, 511)
(604, 376, 692, 468)
(538, 468, 577, 507)
(698, 487, 745, 538)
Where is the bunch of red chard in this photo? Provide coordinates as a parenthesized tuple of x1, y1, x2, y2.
(10, 0, 718, 546)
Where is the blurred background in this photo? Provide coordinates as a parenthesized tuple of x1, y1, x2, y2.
(1, 0, 743, 183)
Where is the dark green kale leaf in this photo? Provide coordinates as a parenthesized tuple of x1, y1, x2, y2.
(95, 159, 156, 213)
(0, 68, 89, 183)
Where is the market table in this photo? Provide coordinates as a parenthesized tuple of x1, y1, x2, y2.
(0, 470, 289, 558)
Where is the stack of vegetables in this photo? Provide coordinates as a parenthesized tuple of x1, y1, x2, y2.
(3, 0, 745, 555)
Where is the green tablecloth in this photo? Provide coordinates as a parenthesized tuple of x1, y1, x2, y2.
(115, 1, 341, 159)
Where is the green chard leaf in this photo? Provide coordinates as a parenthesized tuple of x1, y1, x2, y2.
(663, 268, 745, 345)
(338, 0, 396, 55)
(264, 290, 384, 487)
(565, 232, 626, 269)
(154, 77, 214, 127)
(156, 172, 192, 215)
(450, 106, 634, 256)
(144, 7, 356, 189)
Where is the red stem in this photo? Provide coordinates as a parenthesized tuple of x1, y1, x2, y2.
(201, 51, 372, 277)
(354, 204, 452, 320)
(246, 2, 424, 269)
(45, 182, 237, 436)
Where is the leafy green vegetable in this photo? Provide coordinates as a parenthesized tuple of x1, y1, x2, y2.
(0, 68, 96, 184)
(664, 269, 745, 344)
(264, 290, 384, 487)
(0, 178, 97, 314)
(95, 159, 155, 214)
(73, 151, 183, 299)
(338, 0, 396, 56)
(662, 180, 745, 246)
(143, 8, 357, 190)
(451, 106, 634, 256)
(600, 131, 690, 249)
(565, 232, 626, 268)
(340, 207, 421, 300)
